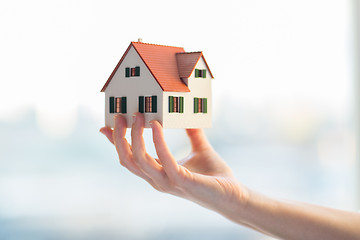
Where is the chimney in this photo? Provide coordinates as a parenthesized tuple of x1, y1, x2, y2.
(138, 38, 143, 43)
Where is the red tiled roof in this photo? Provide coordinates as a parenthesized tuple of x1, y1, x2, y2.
(101, 42, 213, 92)
(176, 52, 214, 79)
(131, 42, 189, 92)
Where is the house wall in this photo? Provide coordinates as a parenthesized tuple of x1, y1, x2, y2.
(162, 57, 212, 128)
(104, 46, 163, 128)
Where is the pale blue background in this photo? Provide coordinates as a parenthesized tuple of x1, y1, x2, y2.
(0, 0, 357, 239)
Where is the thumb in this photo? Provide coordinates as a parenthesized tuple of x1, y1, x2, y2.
(186, 129, 212, 152)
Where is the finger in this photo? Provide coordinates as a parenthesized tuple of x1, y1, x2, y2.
(113, 114, 150, 179)
(131, 113, 164, 178)
(151, 120, 179, 178)
(100, 126, 114, 144)
(186, 129, 212, 152)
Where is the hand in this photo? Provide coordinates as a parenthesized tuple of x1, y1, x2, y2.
(100, 113, 249, 220)
(100, 113, 360, 240)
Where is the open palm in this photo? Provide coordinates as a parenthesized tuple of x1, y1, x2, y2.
(100, 113, 247, 215)
(101, 113, 360, 240)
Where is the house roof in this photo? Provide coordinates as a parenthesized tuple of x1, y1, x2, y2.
(101, 41, 213, 92)
(176, 52, 214, 79)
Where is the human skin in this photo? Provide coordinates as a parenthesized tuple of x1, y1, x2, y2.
(100, 113, 360, 240)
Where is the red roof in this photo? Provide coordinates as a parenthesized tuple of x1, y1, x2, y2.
(101, 42, 213, 92)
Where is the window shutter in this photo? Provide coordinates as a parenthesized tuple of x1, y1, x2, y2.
(179, 97, 184, 113)
(203, 70, 207, 78)
(139, 96, 144, 113)
(169, 96, 174, 113)
(109, 97, 115, 113)
(194, 98, 198, 113)
(195, 69, 199, 78)
(125, 68, 130, 77)
(135, 66, 140, 76)
(121, 97, 127, 113)
(203, 98, 207, 113)
(152, 95, 157, 113)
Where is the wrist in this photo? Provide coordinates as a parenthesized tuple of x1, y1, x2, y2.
(215, 180, 251, 224)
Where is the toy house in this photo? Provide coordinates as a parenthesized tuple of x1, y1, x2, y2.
(101, 40, 214, 128)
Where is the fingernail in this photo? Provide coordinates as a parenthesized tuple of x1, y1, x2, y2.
(132, 114, 137, 124)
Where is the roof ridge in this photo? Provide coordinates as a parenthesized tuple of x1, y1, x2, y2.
(177, 51, 202, 55)
(131, 41, 184, 50)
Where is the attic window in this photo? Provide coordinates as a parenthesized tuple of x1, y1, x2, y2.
(169, 96, 184, 113)
(195, 69, 207, 78)
(125, 67, 140, 77)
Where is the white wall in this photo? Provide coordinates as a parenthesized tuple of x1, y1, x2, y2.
(104, 46, 163, 128)
(162, 57, 212, 128)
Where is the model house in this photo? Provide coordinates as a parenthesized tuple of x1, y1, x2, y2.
(101, 40, 214, 128)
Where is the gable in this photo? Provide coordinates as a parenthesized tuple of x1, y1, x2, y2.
(101, 44, 132, 92)
(101, 42, 191, 93)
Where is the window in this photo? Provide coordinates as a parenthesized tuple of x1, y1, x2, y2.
(194, 97, 207, 113)
(145, 96, 152, 113)
(125, 66, 140, 77)
(139, 95, 157, 113)
(195, 69, 207, 78)
(109, 96, 127, 114)
(169, 96, 184, 113)
(116, 98, 121, 113)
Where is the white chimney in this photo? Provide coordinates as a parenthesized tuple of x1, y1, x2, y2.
(138, 38, 143, 43)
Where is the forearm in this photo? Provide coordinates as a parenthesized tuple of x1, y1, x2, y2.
(234, 189, 360, 240)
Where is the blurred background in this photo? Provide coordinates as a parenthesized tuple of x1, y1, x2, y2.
(0, 0, 359, 239)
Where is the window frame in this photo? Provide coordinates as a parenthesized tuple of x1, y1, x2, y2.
(195, 69, 207, 78)
(139, 95, 157, 113)
(194, 97, 208, 113)
(169, 96, 184, 113)
(125, 66, 140, 77)
(109, 96, 127, 114)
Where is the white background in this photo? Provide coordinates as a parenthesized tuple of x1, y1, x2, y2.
(0, 1, 357, 239)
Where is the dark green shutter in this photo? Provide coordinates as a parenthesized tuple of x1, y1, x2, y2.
(169, 96, 174, 113)
(152, 95, 157, 113)
(194, 98, 198, 113)
(125, 68, 130, 77)
(179, 97, 184, 113)
(203, 98, 207, 113)
(135, 66, 140, 76)
(139, 96, 144, 113)
(121, 97, 127, 113)
(195, 69, 199, 78)
(109, 97, 115, 113)
(203, 70, 207, 78)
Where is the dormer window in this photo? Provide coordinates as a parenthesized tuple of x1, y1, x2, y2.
(195, 69, 207, 78)
(125, 66, 140, 77)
